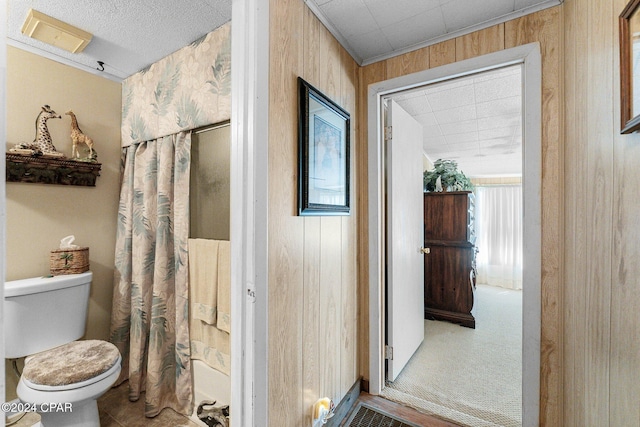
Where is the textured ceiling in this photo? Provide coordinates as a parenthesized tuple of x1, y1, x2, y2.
(6, 0, 538, 176)
(307, 0, 561, 65)
(393, 65, 522, 177)
(7, 0, 231, 81)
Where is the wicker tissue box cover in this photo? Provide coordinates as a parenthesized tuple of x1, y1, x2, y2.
(50, 247, 89, 275)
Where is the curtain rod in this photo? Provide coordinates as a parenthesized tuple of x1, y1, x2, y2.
(473, 183, 522, 187)
(193, 120, 231, 134)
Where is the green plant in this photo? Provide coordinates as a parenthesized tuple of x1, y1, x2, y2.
(423, 159, 474, 192)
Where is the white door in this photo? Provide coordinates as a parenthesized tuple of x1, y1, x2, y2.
(386, 100, 425, 381)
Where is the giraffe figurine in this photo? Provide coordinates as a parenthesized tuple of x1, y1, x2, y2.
(65, 110, 95, 160)
(12, 105, 63, 156)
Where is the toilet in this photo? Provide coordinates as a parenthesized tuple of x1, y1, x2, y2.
(4, 272, 121, 427)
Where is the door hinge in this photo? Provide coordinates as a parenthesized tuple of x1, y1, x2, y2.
(384, 126, 392, 141)
(385, 345, 394, 360)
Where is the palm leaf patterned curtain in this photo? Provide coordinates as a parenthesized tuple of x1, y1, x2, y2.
(121, 23, 231, 148)
(110, 132, 192, 417)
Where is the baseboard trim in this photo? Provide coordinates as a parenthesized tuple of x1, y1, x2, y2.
(326, 377, 361, 427)
(360, 378, 370, 393)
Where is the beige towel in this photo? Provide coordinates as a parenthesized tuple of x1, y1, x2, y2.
(188, 238, 231, 376)
(216, 240, 231, 333)
(190, 318, 230, 376)
(188, 238, 219, 325)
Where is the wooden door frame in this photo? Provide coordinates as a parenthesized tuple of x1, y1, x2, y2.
(367, 43, 542, 426)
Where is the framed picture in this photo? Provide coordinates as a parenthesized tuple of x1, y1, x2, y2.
(298, 77, 351, 215)
(620, 0, 640, 133)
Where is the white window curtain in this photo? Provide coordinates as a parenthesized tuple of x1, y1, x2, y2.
(475, 185, 523, 290)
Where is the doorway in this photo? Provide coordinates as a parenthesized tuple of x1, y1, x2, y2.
(383, 65, 524, 424)
(367, 44, 542, 427)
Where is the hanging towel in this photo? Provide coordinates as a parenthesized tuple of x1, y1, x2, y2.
(188, 239, 219, 325)
(216, 240, 231, 333)
(190, 315, 230, 376)
(188, 238, 231, 376)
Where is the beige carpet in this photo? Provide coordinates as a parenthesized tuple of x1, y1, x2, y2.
(381, 285, 522, 427)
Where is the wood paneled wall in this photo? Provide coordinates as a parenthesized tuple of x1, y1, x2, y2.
(564, 0, 640, 425)
(267, 1, 640, 424)
(358, 7, 564, 425)
(268, 0, 359, 425)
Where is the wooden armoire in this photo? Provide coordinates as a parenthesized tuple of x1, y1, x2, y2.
(423, 191, 476, 328)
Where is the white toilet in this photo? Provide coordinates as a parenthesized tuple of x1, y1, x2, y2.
(4, 272, 121, 427)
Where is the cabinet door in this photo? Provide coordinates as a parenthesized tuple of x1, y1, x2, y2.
(424, 246, 475, 319)
(424, 193, 472, 242)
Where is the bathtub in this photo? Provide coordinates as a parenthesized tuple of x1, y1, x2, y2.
(189, 359, 231, 426)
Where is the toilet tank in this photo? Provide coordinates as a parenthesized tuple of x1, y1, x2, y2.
(4, 272, 92, 358)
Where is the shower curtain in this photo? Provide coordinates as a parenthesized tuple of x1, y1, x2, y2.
(110, 131, 192, 417)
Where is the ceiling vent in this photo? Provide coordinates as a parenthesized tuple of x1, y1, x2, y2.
(21, 9, 92, 53)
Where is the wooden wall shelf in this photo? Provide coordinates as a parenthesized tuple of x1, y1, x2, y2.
(6, 153, 101, 186)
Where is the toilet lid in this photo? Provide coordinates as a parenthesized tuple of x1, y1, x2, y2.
(22, 340, 121, 390)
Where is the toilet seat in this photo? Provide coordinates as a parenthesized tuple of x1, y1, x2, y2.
(17, 358, 122, 427)
(22, 340, 121, 391)
(24, 355, 121, 392)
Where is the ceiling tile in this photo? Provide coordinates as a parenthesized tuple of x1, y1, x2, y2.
(477, 114, 521, 130)
(346, 30, 393, 60)
(365, 0, 440, 26)
(386, 45, 525, 177)
(479, 145, 522, 157)
(427, 146, 478, 161)
(439, 119, 477, 135)
(447, 145, 481, 156)
(426, 84, 475, 111)
(393, 90, 425, 101)
(433, 104, 477, 124)
(380, 10, 447, 50)
(475, 96, 521, 119)
(397, 95, 431, 116)
(474, 74, 521, 103)
(8, 0, 561, 83)
(425, 144, 454, 155)
(440, 0, 514, 31)
(319, 0, 378, 38)
(442, 150, 481, 165)
(414, 112, 439, 127)
(478, 126, 518, 140)
(445, 131, 478, 144)
(478, 137, 513, 149)
(422, 124, 443, 136)
(423, 135, 447, 151)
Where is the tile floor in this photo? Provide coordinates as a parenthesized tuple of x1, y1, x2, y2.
(8, 382, 202, 427)
(7, 387, 456, 427)
(98, 382, 202, 427)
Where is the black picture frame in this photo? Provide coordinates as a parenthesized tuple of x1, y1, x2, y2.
(620, 0, 640, 133)
(298, 77, 351, 216)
